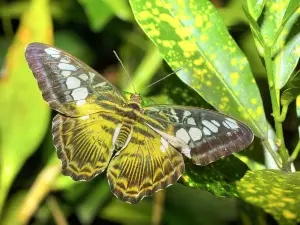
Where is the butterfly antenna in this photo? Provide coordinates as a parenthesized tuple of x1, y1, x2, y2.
(140, 68, 182, 95)
(113, 51, 137, 94)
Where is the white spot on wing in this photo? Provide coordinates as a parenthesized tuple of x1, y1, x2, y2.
(160, 137, 169, 149)
(58, 63, 76, 71)
(66, 77, 81, 89)
(76, 100, 86, 105)
(89, 72, 96, 81)
(202, 120, 218, 133)
(187, 117, 196, 125)
(81, 115, 89, 120)
(79, 74, 89, 81)
(183, 110, 192, 119)
(145, 123, 188, 149)
(176, 128, 190, 144)
(61, 71, 72, 77)
(60, 57, 70, 63)
(189, 127, 202, 141)
(203, 127, 211, 135)
(45, 47, 60, 55)
(211, 120, 220, 127)
(112, 124, 122, 146)
(224, 118, 239, 129)
(94, 82, 106, 88)
(160, 145, 166, 153)
(181, 147, 191, 158)
(71, 87, 88, 100)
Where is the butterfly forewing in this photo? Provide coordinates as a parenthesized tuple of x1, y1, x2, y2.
(25, 42, 126, 117)
(144, 105, 254, 165)
(107, 121, 184, 203)
(52, 112, 122, 181)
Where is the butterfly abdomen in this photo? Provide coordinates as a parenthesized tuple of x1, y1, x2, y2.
(115, 123, 133, 151)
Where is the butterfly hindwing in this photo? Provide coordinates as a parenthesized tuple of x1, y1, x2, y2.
(107, 121, 184, 203)
(25, 42, 126, 117)
(144, 105, 254, 165)
(52, 112, 122, 181)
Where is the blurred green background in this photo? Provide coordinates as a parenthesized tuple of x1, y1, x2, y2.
(0, 0, 295, 224)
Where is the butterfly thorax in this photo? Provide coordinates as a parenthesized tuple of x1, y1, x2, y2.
(114, 94, 143, 151)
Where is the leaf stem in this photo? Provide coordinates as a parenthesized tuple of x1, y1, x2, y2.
(276, 105, 288, 122)
(262, 138, 282, 168)
(289, 140, 300, 162)
(264, 46, 290, 171)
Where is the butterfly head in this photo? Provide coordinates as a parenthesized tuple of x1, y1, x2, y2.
(127, 94, 143, 111)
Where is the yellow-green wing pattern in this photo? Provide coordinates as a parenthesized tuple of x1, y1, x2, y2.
(25, 43, 126, 117)
(107, 121, 184, 203)
(52, 111, 122, 181)
(144, 105, 254, 166)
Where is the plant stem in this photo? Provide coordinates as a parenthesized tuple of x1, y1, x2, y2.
(276, 105, 288, 122)
(290, 140, 300, 162)
(264, 46, 290, 171)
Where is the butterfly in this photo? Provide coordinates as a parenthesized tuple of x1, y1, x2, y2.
(25, 42, 254, 204)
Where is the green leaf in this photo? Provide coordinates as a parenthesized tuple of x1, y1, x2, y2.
(297, 96, 300, 135)
(76, 180, 111, 225)
(78, 0, 114, 32)
(0, 0, 52, 215)
(129, 0, 267, 138)
(180, 155, 249, 197)
(243, 0, 265, 20)
(237, 170, 300, 225)
(276, 33, 300, 89)
(103, 0, 133, 21)
(281, 88, 300, 106)
(1, 191, 26, 225)
(290, 71, 300, 87)
(281, 0, 300, 31)
(218, 0, 248, 26)
(99, 198, 152, 224)
(54, 30, 96, 65)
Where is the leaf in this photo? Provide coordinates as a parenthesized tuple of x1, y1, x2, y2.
(165, 184, 238, 225)
(235, 137, 266, 170)
(78, 0, 114, 32)
(290, 71, 300, 87)
(281, 88, 300, 106)
(276, 33, 300, 89)
(297, 96, 300, 135)
(54, 30, 96, 65)
(1, 191, 26, 225)
(103, 0, 133, 21)
(243, 0, 265, 20)
(76, 180, 111, 225)
(281, 0, 300, 29)
(0, 0, 52, 215)
(218, 0, 248, 26)
(237, 170, 300, 225)
(99, 198, 152, 224)
(179, 155, 249, 197)
(129, 0, 267, 138)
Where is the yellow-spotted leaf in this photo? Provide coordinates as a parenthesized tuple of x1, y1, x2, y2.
(243, 0, 265, 20)
(180, 155, 249, 197)
(0, 0, 52, 215)
(276, 33, 300, 88)
(129, 0, 267, 138)
(237, 170, 300, 225)
(259, 0, 299, 90)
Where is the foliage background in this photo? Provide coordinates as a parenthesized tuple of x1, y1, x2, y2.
(0, 0, 299, 225)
